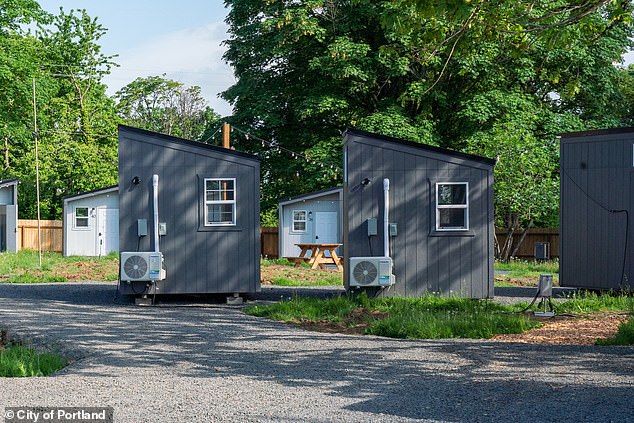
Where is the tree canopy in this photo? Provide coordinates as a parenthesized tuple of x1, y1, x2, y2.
(114, 75, 221, 141)
(0, 3, 221, 219)
(223, 0, 634, 232)
(0, 4, 119, 219)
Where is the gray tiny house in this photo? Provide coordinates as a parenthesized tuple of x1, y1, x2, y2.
(343, 129, 495, 298)
(560, 127, 633, 291)
(117, 125, 261, 296)
(278, 186, 343, 257)
(0, 179, 18, 252)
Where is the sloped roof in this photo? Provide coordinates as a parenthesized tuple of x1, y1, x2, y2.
(344, 128, 496, 167)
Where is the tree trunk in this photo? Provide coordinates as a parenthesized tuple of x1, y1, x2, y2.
(499, 213, 519, 262)
(510, 219, 534, 259)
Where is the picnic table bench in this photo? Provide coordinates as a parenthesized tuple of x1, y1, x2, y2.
(285, 243, 343, 272)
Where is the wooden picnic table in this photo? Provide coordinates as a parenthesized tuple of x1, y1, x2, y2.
(286, 243, 343, 272)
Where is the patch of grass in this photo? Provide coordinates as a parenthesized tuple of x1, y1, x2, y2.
(596, 316, 634, 345)
(5, 273, 67, 283)
(247, 295, 358, 322)
(270, 275, 342, 286)
(555, 291, 634, 314)
(260, 258, 343, 286)
(245, 294, 540, 340)
(261, 257, 294, 267)
(0, 250, 119, 283)
(495, 259, 559, 286)
(0, 344, 66, 377)
(495, 259, 559, 274)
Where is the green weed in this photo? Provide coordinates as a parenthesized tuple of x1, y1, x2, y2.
(596, 316, 634, 346)
(0, 345, 66, 377)
(245, 294, 540, 340)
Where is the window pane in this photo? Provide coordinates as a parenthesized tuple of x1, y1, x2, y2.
(293, 211, 306, 221)
(438, 184, 466, 205)
(439, 208, 466, 229)
(293, 222, 306, 231)
(76, 208, 88, 217)
(207, 204, 234, 224)
(206, 180, 221, 191)
(76, 218, 88, 227)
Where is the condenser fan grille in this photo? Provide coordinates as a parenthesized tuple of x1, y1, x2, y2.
(123, 255, 148, 279)
(352, 260, 378, 285)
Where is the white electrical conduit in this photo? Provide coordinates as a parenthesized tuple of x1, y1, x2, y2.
(383, 178, 390, 258)
(153, 174, 160, 253)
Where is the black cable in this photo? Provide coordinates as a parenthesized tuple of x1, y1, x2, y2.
(368, 236, 373, 256)
(563, 169, 629, 288)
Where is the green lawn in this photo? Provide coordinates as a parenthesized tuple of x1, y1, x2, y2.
(0, 250, 119, 283)
(495, 259, 559, 286)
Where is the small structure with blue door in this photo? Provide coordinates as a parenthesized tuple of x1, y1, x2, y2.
(278, 186, 343, 258)
(63, 186, 119, 256)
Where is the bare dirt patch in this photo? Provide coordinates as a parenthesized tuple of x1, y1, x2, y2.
(294, 310, 629, 345)
(491, 312, 629, 345)
(52, 260, 118, 282)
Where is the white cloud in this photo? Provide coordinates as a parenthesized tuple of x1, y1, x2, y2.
(103, 22, 235, 117)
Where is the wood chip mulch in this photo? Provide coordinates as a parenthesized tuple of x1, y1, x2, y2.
(491, 312, 630, 345)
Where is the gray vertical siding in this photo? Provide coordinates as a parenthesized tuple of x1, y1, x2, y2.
(560, 129, 632, 290)
(118, 125, 260, 295)
(343, 129, 495, 299)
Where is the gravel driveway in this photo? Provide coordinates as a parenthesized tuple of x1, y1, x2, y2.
(0, 282, 633, 422)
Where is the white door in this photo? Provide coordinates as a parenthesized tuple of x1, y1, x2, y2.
(314, 212, 338, 255)
(97, 209, 119, 256)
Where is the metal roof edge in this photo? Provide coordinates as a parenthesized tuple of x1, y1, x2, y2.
(343, 128, 496, 167)
(278, 186, 343, 206)
(118, 125, 260, 162)
(559, 126, 634, 139)
(62, 185, 118, 202)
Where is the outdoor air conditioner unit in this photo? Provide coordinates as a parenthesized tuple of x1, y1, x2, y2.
(349, 257, 395, 287)
(120, 252, 165, 282)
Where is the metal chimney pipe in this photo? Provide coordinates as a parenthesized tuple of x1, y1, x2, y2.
(383, 178, 390, 257)
(152, 174, 160, 253)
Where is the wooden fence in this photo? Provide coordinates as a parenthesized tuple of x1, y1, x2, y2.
(261, 226, 279, 258)
(18, 219, 63, 252)
(260, 226, 559, 260)
(14, 221, 557, 260)
(495, 227, 559, 259)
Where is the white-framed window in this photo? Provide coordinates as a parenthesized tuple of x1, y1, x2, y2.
(436, 182, 469, 231)
(292, 210, 307, 232)
(75, 206, 89, 228)
(204, 178, 236, 226)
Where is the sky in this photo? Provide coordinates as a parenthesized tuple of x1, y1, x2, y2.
(38, 0, 235, 117)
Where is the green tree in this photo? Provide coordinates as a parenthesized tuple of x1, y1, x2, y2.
(0, 6, 118, 219)
(114, 75, 221, 141)
(223, 0, 634, 236)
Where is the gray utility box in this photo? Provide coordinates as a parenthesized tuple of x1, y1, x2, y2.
(538, 274, 553, 298)
(535, 242, 550, 260)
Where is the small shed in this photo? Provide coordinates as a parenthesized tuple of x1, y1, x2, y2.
(278, 186, 343, 257)
(343, 129, 495, 298)
(0, 179, 18, 252)
(560, 127, 634, 291)
(62, 186, 119, 257)
(118, 125, 261, 296)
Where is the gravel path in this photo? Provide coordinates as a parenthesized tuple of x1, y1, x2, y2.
(0, 282, 632, 422)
